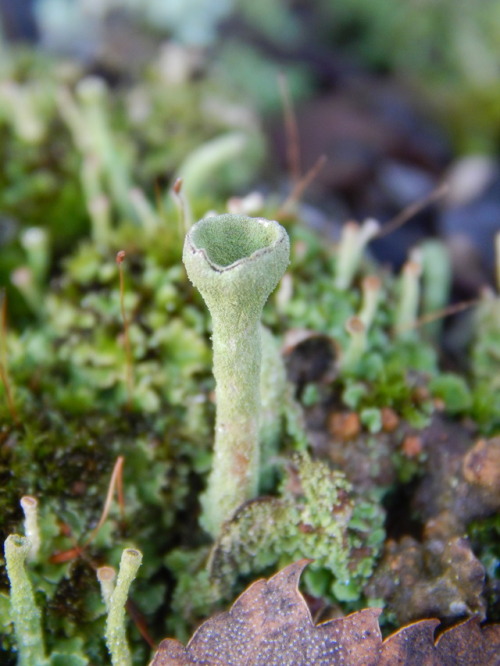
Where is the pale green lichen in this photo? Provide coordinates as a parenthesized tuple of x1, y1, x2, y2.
(167, 453, 385, 629)
(210, 453, 385, 600)
(104, 548, 142, 666)
(470, 291, 500, 432)
(4, 535, 46, 666)
(183, 214, 290, 535)
(3, 528, 143, 665)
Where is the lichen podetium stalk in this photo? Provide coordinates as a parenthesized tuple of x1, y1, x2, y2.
(105, 548, 142, 666)
(4, 535, 46, 666)
(183, 214, 290, 536)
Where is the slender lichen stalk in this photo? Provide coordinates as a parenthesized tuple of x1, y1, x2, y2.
(395, 255, 422, 335)
(420, 240, 451, 338)
(105, 548, 142, 666)
(359, 275, 381, 330)
(20, 496, 40, 561)
(183, 214, 289, 536)
(341, 316, 367, 372)
(4, 535, 46, 666)
(335, 219, 379, 290)
(97, 565, 116, 611)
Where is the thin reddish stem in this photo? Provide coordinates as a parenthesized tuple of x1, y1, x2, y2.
(116, 251, 133, 407)
(377, 183, 449, 239)
(278, 72, 301, 185)
(172, 177, 188, 233)
(126, 599, 157, 649)
(49, 456, 126, 562)
(277, 154, 327, 218)
(0, 291, 18, 423)
(84, 455, 125, 547)
(400, 298, 479, 332)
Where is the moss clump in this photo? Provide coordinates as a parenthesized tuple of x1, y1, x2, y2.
(213, 453, 385, 598)
(167, 453, 385, 634)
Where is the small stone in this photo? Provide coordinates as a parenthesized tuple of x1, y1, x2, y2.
(381, 407, 399, 433)
(463, 438, 500, 492)
(402, 435, 423, 458)
(328, 411, 361, 442)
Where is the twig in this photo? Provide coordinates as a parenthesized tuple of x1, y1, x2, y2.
(278, 72, 301, 186)
(398, 298, 479, 332)
(172, 177, 188, 234)
(84, 455, 125, 546)
(49, 456, 125, 565)
(126, 599, 156, 649)
(377, 183, 449, 239)
(50, 455, 126, 565)
(0, 363, 18, 423)
(277, 154, 327, 218)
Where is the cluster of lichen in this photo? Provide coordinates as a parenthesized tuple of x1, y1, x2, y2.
(0, 44, 264, 322)
(0, 208, 492, 661)
(1, 40, 500, 666)
(2, 199, 498, 661)
(3, 511, 143, 666)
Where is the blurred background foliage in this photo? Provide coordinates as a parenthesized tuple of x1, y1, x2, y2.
(2, 0, 500, 145)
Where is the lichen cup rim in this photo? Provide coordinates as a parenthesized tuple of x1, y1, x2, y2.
(184, 213, 289, 272)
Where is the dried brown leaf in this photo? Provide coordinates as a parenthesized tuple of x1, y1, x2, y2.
(151, 560, 381, 665)
(151, 561, 500, 666)
(435, 617, 500, 665)
(382, 616, 500, 665)
(380, 619, 439, 665)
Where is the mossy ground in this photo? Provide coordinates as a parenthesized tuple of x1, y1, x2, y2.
(1, 42, 500, 664)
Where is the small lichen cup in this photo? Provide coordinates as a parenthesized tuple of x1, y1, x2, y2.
(183, 214, 290, 536)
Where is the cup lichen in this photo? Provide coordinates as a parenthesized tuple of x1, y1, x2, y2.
(183, 214, 290, 535)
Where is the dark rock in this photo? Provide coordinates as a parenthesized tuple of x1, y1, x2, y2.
(0, 0, 38, 42)
(439, 158, 500, 282)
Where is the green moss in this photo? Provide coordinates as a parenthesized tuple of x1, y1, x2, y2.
(468, 514, 500, 621)
(430, 373, 472, 414)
